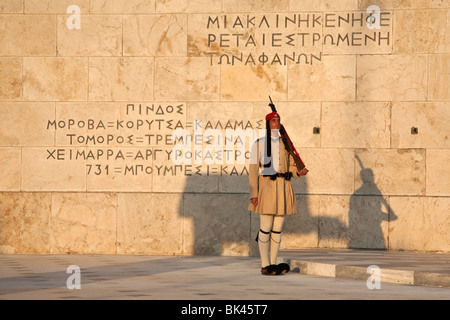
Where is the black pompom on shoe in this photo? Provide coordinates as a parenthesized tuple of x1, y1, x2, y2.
(277, 263, 290, 275)
(261, 265, 279, 275)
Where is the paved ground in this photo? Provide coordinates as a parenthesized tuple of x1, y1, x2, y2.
(0, 249, 449, 303)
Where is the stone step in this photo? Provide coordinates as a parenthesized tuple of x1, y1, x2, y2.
(280, 249, 450, 288)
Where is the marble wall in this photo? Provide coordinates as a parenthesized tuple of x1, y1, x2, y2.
(0, 0, 448, 254)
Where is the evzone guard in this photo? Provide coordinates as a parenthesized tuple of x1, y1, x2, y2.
(248, 97, 309, 275)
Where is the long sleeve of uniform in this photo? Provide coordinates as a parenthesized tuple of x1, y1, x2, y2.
(287, 152, 300, 177)
(249, 140, 260, 199)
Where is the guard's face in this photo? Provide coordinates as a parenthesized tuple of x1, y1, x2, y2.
(269, 117, 280, 130)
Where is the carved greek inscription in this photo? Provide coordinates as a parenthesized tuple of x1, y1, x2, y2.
(204, 9, 392, 66)
(45, 103, 259, 178)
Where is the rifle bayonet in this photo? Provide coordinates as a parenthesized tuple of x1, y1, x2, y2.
(268, 96, 277, 113)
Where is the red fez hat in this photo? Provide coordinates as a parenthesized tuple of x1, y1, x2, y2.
(265, 112, 280, 121)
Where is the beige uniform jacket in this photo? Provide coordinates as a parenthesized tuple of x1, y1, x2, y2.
(248, 135, 299, 215)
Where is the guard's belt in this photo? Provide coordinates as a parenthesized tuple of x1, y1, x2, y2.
(262, 172, 293, 181)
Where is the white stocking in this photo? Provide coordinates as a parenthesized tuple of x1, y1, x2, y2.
(258, 215, 272, 268)
(270, 215, 285, 265)
(258, 215, 285, 268)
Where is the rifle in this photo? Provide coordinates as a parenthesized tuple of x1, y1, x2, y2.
(268, 96, 306, 172)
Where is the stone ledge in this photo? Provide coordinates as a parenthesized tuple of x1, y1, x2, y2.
(287, 259, 450, 288)
(282, 249, 450, 288)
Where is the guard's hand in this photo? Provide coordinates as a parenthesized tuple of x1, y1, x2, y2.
(250, 198, 258, 207)
(297, 168, 309, 177)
